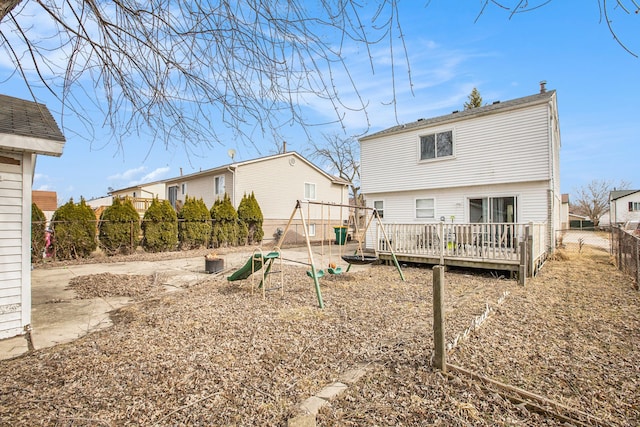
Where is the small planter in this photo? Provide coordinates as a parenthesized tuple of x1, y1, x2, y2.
(205, 257, 224, 274)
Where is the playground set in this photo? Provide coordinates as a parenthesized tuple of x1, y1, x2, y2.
(227, 200, 404, 308)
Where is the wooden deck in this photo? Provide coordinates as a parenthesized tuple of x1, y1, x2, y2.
(373, 222, 547, 276)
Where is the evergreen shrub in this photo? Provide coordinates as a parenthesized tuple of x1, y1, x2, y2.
(210, 194, 238, 247)
(237, 192, 264, 244)
(178, 196, 211, 249)
(51, 198, 97, 260)
(142, 198, 178, 252)
(99, 198, 141, 255)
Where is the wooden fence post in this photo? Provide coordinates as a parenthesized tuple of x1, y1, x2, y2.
(433, 265, 446, 372)
(519, 240, 527, 286)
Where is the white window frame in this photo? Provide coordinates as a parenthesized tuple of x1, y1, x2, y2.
(304, 182, 316, 200)
(307, 223, 316, 237)
(415, 198, 435, 219)
(418, 129, 454, 162)
(181, 183, 187, 195)
(214, 175, 225, 197)
(629, 201, 640, 212)
(373, 200, 384, 219)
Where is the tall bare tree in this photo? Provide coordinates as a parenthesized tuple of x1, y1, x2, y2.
(307, 133, 361, 206)
(572, 179, 631, 225)
(0, 0, 409, 151)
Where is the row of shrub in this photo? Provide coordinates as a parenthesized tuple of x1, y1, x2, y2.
(31, 193, 264, 261)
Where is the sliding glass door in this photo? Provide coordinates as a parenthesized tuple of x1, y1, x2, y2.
(469, 196, 516, 223)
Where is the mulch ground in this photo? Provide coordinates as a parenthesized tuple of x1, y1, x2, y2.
(1, 243, 638, 426)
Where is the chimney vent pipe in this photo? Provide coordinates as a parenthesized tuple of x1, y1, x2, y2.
(539, 80, 547, 93)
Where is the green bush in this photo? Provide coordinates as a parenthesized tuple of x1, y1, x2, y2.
(99, 198, 141, 255)
(210, 193, 239, 247)
(237, 192, 264, 244)
(31, 203, 47, 262)
(178, 196, 211, 249)
(142, 198, 178, 252)
(51, 198, 97, 260)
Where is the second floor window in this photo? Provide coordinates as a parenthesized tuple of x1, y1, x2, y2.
(304, 182, 316, 200)
(420, 130, 453, 160)
(629, 202, 640, 212)
(214, 175, 225, 197)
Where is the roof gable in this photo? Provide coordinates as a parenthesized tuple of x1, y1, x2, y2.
(610, 189, 640, 200)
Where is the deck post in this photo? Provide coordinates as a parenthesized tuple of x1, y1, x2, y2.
(438, 221, 445, 266)
(519, 240, 527, 286)
(433, 265, 446, 372)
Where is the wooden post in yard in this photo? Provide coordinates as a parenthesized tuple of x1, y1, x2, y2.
(519, 240, 527, 286)
(433, 265, 446, 372)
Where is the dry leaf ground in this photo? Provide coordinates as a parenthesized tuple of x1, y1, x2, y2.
(1, 243, 638, 426)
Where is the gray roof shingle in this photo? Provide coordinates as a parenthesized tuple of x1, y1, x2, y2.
(0, 94, 65, 142)
(360, 90, 556, 141)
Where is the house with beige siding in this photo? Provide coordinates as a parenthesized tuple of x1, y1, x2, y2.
(0, 94, 65, 339)
(359, 87, 561, 274)
(112, 152, 350, 243)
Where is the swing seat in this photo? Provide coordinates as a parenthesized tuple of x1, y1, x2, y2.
(341, 255, 379, 265)
(307, 269, 325, 279)
(327, 266, 343, 275)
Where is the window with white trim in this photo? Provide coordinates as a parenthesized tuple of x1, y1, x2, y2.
(214, 175, 225, 197)
(304, 182, 316, 200)
(181, 183, 187, 195)
(373, 200, 384, 219)
(419, 130, 453, 160)
(629, 202, 640, 212)
(307, 223, 316, 237)
(416, 198, 435, 219)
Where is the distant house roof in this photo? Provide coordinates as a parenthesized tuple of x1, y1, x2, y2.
(562, 193, 569, 204)
(163, 151, 350, 186)
(0, 94, 65, 156)
(32, 190, 58, 211)
(610, 189, 640, 201)
(360, 90, 556, 141)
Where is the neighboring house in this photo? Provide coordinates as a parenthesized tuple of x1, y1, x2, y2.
(111, 152, 350, 242)
(610, 189, 640, 227)
(109, 181, 166, 215)
(0, 94, 65, 339)
(32, 190, 57, 223)
(359, 86, 561, 273)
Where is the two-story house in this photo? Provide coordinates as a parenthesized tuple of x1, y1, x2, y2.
(359, 86, 561, 274)
(110, 152, 350, 243)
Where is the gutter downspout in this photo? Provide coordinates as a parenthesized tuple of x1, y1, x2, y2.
(227, 165, 237, 206)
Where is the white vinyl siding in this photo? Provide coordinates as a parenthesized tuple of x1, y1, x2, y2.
(367, 181, 549, 225)
(0, 152, 31, 339)
(361, 104, 551, 194)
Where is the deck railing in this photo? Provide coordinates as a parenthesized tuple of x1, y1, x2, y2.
(116, 196, 155, 214)
(374, 222, 547, 269)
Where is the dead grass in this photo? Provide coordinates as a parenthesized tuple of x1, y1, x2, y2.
(1, 243, 638, 426)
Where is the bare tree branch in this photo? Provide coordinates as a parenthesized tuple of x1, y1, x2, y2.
(0, 0, 409, 153)
(571, 179, 632, 225)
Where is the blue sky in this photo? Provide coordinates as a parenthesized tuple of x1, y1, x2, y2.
(1, 1, 638, 204)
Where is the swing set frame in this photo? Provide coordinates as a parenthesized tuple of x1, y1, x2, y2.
(274, 199, 405, 308)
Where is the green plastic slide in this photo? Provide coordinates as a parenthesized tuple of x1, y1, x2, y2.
(227, 252, 279, 282)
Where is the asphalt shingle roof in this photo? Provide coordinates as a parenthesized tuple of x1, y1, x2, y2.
(360, 90, 556, 141)
(0, 94, 65, 142)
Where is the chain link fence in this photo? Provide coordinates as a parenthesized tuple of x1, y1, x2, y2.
(611, 226, 640, 290)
